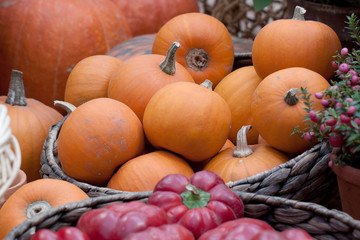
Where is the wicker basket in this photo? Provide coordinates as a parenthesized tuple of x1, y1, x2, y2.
(5, 190, 360, 240)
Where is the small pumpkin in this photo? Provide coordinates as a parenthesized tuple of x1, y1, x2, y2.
(204, 125, 289, 182)
(57, 98, 145, 186)
(108, 42, 194, 121)
(0, 179, 89, 239)
(251, 67, 330, 154)
(214, 66, 262, 145)
(0, 70, 63, 182)
(64, 55, 123, 107)
(143, 80, 231, 162)
(152, 12, 234, 86)
(252, 6, 341, 80)
(107, 150, 194, 192)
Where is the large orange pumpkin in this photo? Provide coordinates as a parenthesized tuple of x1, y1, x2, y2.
(252, 6, 341, 80)
(0, 0, 132, 109)
(109, 0, 199, 37)
(57, 98, 145, 186)
(152, 12, 234, 87)
(107, 150, 194, 192)
(214, 66, 262, 145)
(204, 125, 289, 182)
(0, 179, 89, 239)
(108, 42, 195, 121)
(251, 67, 330, 154)
(0, 70, 63, 182)
(64, 55, 123, 107)
(143, 81, 231, 162)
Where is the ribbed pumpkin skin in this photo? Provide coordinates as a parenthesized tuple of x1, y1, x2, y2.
(0, 98, 63, 182)
(251, 67, 330, 154)
(107, 150, 194, 192)
(0, 0, 132, 108)
(214, 66, 262, 145)
(108, 54, 195, 121)
(204, 144, 289, 183)
(0, 179, 89, 239)
(109, 0, 199, 37)
(252, 18, 341, 80)
(143, 82, 231, 162)
(57, 98, 145, 186)
(64, 55, 123, 107)
(152, 13, 234, 87)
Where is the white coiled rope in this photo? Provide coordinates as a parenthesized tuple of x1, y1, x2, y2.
(0, 104, 21, 205)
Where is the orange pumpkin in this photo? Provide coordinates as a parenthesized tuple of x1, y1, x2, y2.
(0, 179, 89, 239)
(108, 42, 194, 121)
(252, 6, 341, 80)
(214, 66, 262, 145)
(64, 55, 123, 107)
(143, 81, 231, 162)
(152, 12, 234, 86)
(0, 70, 63, 182)
(251, 67, 330, 154)
(204, 125, 289, 182)
(57, 98, 145, 186)
(107, 150, 194, 191)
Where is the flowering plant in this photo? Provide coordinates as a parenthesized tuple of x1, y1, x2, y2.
(293, 13, 360, 169)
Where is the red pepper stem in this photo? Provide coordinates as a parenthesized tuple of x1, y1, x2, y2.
(185, 183, 200, 195)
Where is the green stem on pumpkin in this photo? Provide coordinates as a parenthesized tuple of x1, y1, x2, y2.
(232, 125, 253, 158)
(159, 41, 180, 75)
(292, 6, 306, 21)
(200, 79, 213, 90)
(5, 70, 27, 106)
(181, 183, 210, 209)
(54, 100, 76, 114)
(284, 88, 299, 106)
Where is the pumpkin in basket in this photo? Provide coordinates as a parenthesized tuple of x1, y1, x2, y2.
(57, 98, 144, 186)
(152, 12, 234, 87)
(107, 150, 194, 192)
(214, 66, 262, 145)
(108, 42, 194, 121)
(0, 179, 89, 239)
(0, 70, 63, 182)
(143, 80, 231, 162)
(204, 125, 290, 183)
(64, 55, 123, 107)
(0, 0, 132, 109)
(252, 6, 341, 80)
(251, 67, 330, 155)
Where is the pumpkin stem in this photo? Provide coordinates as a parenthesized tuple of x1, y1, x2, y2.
(284, 88, 299, 106)
(54, 100, 77, 114)
(200, 79, 213, 90)
(159, 42, 180, 75)
(26, 200, 52, 219)
(5, 70, 27, 106)
(181, 183, 210, 209)
(232, 125, 254, 158)
(292, 6, 306, 21)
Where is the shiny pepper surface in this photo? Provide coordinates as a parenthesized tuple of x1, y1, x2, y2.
(147, 170, 244, 238)
(31, 227, 89, 240)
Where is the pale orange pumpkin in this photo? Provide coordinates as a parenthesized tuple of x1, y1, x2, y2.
(252, 6, 341, 80)
(0, 179, 89, 239)
(214, 66, 262, 145)
(107, 150, 194, 191)
(143, 80, 231, 162)
(251, 67, 330, 154)
(204, 125, 289, 182)
(152, 12, 234, 86)
(64, 55, 123, 107)
(108, 42, 194, 121)
(57, 98, 145, 186)
(0, 70, 63, 182)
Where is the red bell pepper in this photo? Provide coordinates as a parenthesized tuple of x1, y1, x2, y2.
(31, 227, 89, 240)
(123, 224, 194, 240)
(76, 201, 169, 240)
(280, 228, 314, 240)
(147, 170, 244, 238)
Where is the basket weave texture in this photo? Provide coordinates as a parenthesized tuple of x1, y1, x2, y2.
(5, 191, 360, 240)
(40, 115, 337, 206)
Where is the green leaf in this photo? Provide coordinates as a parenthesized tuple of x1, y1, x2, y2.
(253, 0, 273, 12)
